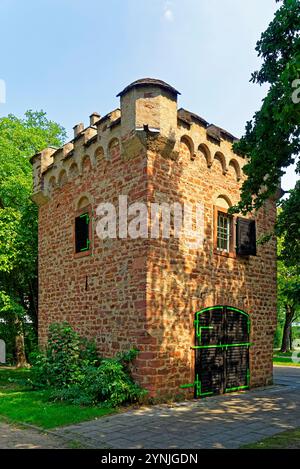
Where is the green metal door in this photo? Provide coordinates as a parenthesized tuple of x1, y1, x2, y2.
(193, 306, 251, 398)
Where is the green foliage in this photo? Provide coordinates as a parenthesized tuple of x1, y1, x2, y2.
(0, 110, 65, 363)
(294, 326, 300, 340)
(30, 322, 98, 388)
(0, 368, 113, 429)
(277, 237, 300, 309)
(242, 427, 300, 449)
(232, 0, 300, 209)
(276, 233, 300, 351)
(52, 357, 146, 407)
(30, 322, 146, 407)
(230, 0, 300, 264)
(274, 326, 283, 349)
(0, 110, 66, 274)
(116, 348, 140, 366)
(0, 320, 37, 364)
(276, 181, 300, 265)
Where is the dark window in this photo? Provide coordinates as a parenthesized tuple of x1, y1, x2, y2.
(236, 217, 256, 256)
(75, 212, 90, 253)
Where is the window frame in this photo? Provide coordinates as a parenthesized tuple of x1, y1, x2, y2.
(213, 205, 235, 258)
(236, 217, 257, 256)
(73, 205, 92, 258)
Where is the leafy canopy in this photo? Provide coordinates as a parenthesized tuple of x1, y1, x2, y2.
(276, 180, 300, 265)
(0, 110, 66, 325)
(233, 0, 300, 211)
(277, 236, 300, 310)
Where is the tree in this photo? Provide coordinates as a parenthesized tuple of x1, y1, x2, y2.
(0, 110, 65, 366)
(231, 0, 300, 264)
(277, 237, 300, 352)
(229, 0, 300, 353)
(276, 180, 300, 266)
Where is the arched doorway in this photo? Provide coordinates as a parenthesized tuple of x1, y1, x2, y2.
(194, 306, 251, 398)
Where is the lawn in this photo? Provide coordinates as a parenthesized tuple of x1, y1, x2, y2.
(0, 367, 114, 429)
(273, 351, 300, 366)
(243, 428, 300, 449)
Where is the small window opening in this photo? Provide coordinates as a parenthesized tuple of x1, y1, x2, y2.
(75, 212, 90, 253)
(217, 212, 231, 252)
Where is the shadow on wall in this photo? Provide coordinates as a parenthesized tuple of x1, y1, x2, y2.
(134, 129, 275, 398)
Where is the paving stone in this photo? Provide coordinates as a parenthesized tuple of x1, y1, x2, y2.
(221, 442, 240, 449)
(119, 432, 153, 442)
(107, 438, 133, 448)
(234, 432, 269, 444)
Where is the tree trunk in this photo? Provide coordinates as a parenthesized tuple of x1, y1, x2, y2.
(15, 316, 28, 368)
(280, 304, 295, 353)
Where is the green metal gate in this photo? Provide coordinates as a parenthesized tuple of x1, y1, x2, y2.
(181, 306, 251, 398)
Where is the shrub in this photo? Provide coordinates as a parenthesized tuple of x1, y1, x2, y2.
(30, 322, 147, 406)
(30, 322, 98, 388)
(51, 356, 146, 407)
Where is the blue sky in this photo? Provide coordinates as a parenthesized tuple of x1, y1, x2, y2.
(0, 0, 296, 190)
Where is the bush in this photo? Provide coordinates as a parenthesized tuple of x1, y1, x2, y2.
(30, 322, 98, 388)
(30, 322, 147, 407)
(51, 355, 146, 407)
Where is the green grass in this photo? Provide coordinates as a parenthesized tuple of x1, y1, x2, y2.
(273, 351, 300, 366)
(273, 359, 300, 366)
(274, 351, 293, 357)
(0, 367, 114, 429)
(242, 428, 300, 449)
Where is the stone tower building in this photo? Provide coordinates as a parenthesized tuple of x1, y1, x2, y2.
(31, 78, 277, 398)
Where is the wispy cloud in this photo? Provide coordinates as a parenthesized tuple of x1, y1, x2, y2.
(0, 79, 6, 104)
(163, 1, 174, 22)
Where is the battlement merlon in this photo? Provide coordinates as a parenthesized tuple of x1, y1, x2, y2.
(30, 146, 57, 205)
(30, 78, 246, 206)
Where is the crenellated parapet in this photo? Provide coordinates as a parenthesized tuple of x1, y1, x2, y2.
(31, 78, 245, 206)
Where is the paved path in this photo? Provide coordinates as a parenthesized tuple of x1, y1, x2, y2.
(0, 366, 299, 449)
(0, 422, 68, 449)
(56, 366, 300, 449)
